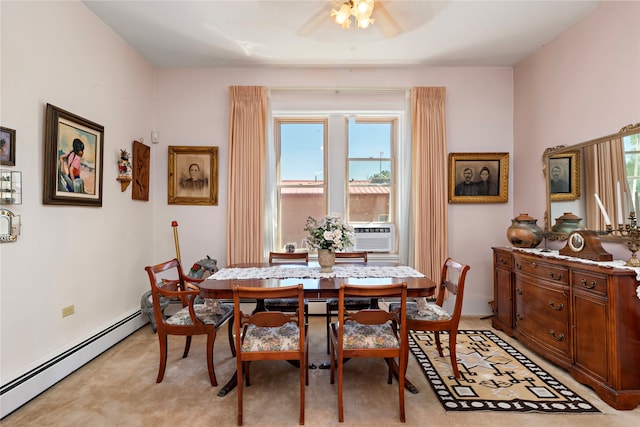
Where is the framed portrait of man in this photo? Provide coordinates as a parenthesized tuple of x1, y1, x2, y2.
(168, 146, 218, 205)
(548, 150, 580, 201)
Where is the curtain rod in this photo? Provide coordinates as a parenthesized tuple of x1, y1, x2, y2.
(268, 86, 410, 92)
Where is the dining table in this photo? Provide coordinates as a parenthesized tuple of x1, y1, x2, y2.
(198, 260, 437, 397)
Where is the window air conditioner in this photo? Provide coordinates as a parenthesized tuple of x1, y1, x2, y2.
(352, 224, 395, 252)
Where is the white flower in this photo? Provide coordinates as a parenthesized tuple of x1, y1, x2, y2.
(304, 213, 355, 251)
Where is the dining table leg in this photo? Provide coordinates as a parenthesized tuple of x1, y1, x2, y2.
(386, 359, 419, 394)
(217, 371, 238, 397)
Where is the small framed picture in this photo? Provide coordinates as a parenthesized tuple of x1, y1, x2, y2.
(548, 150, 580, 201)
(43, 104, 104, 206)
(0, 126, 16, 166)
(448, 152, 509, 203)
(168, 146, 218, 205)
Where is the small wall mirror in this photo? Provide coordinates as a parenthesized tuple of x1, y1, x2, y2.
(0, 208, 17, 242)
(543, 123, 640, 240)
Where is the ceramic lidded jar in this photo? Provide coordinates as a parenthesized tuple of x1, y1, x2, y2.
(552, 212, 584, 234)
(507, 213, 544, 248)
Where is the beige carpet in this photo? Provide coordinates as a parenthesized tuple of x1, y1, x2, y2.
(2, 316, 638, 426)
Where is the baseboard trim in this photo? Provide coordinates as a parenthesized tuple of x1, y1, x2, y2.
(0, 311, 147, 419)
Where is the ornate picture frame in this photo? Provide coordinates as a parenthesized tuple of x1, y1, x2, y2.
(43, 104, 104, 206)
(0, 126, 16, 166)
(548, 150, 580, 201)
(448, 152, 509, 203)
(168, 146, 218, 205)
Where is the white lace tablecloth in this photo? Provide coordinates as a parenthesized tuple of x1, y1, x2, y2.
(208, 265, 425, 280)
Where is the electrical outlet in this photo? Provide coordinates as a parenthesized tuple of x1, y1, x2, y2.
(62, 305, 75, 318)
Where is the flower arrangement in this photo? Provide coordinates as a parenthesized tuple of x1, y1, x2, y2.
(304, 213, 355, 251)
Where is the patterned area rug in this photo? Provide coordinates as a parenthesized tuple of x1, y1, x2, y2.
(409, 329, 600, 413)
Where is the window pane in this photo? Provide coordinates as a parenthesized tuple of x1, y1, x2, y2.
(280, 190, 325, 249)
(348, 160, 391, 222)
(278, 120, 326, 249)
(280, 123, 324, 182)
(348, 122, 391, 158)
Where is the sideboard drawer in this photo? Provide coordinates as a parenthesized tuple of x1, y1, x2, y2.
(494, 250, 513, 269)
(515, 304, 570, 355)
(572, 270, 608, 297)
(515, 277, 568, 323)
(514, 256, 569, 284)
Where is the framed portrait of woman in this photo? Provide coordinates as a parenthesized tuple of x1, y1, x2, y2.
(168, 146, 218, 205)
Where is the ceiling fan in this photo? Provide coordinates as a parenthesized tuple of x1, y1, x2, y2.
(297, 0, 403, 38)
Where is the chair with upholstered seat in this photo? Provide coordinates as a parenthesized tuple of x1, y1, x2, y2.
(263, 252, 309, 324)
(324, 251, 370, 353)
(144, 258, 234, 386)
(234, 284, 308, 425)
(389, 257, 470, 379)
(329, 282, 408, 423)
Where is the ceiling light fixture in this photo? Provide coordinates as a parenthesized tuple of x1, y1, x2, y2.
(331, 0, 375, 30)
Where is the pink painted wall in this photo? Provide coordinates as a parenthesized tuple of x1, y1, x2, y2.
(514, 1, 640, 241)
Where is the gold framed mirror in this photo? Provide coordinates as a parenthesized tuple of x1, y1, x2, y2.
(543, 123, 640, 240)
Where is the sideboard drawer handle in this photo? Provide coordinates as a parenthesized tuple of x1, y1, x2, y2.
(549, 329, 565, 341)
(548, 300, 564, 311)
(516, 313, 523, 321)
(515, 263, 522, 270)
(516, 288, 523, 295)
(500, 258, 507, 265)
(581, 278, 597, 289)
(531, 262, 537, 268)
(549, 272, 563, 281)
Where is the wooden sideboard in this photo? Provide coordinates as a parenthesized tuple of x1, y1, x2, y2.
(492, 247, 640, 410)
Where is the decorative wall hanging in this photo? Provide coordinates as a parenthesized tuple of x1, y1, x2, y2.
(0, 126, 16, 166)
(43, 104, 104, 206)
(116, 148, 132, 192)
(168, 146, 218, 206)
(448, 152, 509, 203)
(132, 140, 150, 201)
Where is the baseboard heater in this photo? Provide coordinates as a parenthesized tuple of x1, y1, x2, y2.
(0, 311, 146, 419)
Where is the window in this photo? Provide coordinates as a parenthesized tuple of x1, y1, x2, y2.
(275, 115, 398, 251)
(624, 132, 640, 210)
(347, 118, 395, 223)
(276, 119, 327, 250)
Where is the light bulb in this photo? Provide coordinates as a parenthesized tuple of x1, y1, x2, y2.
(356, 0, 369, 14)
(357, 18, 371, 29)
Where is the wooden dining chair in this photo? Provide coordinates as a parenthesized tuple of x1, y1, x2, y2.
(234, 284, 308, 426)
(324, 251, 370, 353)
(144, 258, 234, 386)
(263, 252, 309, 324)
(329, 282, 408, 423)
(389, 258, 470, 379)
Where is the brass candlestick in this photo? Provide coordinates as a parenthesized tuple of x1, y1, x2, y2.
(607, 212, 640, 266)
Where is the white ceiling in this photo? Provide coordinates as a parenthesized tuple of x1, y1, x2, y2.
(83, 0, 601, 68)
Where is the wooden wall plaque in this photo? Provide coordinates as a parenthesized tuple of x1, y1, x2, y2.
(132, 140, 150, 201)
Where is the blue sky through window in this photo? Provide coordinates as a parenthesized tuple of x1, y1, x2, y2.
(280, 121, 391, 181)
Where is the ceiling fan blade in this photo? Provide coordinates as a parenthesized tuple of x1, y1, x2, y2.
(297, 5, 330, 36)
(374, 1, 403, 38)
